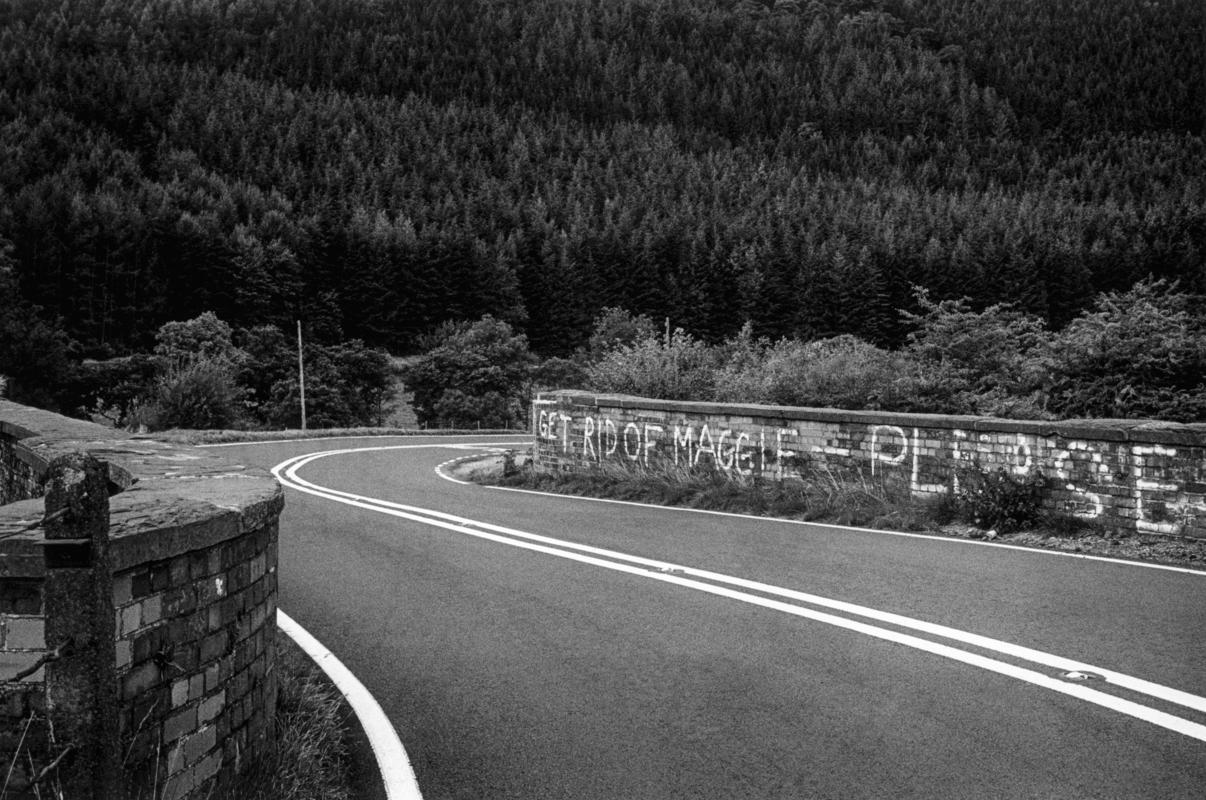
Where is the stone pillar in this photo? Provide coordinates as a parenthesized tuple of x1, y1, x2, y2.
(42, 453, 119, 799)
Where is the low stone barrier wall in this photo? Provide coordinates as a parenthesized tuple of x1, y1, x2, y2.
(534, 391, 1206, 540)
(0, 400, 281, 799)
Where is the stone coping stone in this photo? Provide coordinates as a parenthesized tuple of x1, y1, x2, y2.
(540, 391, 1206, 447)
(1, 400, 282, 571)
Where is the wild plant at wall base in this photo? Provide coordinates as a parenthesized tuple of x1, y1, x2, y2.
(955, 463, 1047, 533)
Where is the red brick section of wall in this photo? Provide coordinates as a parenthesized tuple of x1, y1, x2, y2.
(534, 391, 1206, 540)
(0, 400, 282, 799)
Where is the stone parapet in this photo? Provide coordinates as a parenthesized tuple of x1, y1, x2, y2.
(534, 391, 1206, 540)
(0, 400, 282, 798)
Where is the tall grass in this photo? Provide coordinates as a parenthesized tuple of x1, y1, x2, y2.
(241, 637, 353, 800)
(492, 459, 930, 531)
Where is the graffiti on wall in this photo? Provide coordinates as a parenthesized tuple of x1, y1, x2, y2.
(535, 408, 1206, 535)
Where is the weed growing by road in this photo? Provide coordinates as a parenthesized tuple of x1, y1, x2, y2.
(954, 464, 1047, 533)
(489, 458, 929, 531)
(474, 454, 1206, 570)
(241, 636, 353, 800)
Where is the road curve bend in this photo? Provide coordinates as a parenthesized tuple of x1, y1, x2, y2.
(215, 436, 1206, 799)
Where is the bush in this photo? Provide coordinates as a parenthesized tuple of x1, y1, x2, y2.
(1045, 279, 1206, 422)
(142, 357, 245, 430)
(584, 329, 717, 400)
(715, 334, 909, 410)
(955, 464, 1047, 533)
(900, 289, 1052, 417)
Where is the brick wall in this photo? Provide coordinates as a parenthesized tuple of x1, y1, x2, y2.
(0, 400, 282, 798)
(113, 522, 279, 799)
(534, 391, 1206, 540)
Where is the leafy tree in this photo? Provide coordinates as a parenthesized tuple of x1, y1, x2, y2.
(324, 340, 396, 426)
(400, 316, 535, 428)
(61, 354, 162, 427)
(154, 312, 242, 366)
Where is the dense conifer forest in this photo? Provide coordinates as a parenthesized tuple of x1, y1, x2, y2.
(1, 0, 1203, 421)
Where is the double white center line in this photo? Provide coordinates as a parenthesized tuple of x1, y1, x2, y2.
(275, 444, 1206, 745)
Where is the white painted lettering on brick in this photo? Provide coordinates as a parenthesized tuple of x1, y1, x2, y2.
(870, 425, 907, 476)
(674, 424, 694, 465)
(1133, 445, 1180, 534)
(717, 430, 735, 471)
(643, 424, 664, 467)
(694, 425, 717, 467)
(910, 428, 946, 496)
(622, 422, 641, 461)
(734, 432, 753, 475)
(583, 416, 597, 462)
(603, 418, 619, 457)
(776, 428, 798, 480)
(559, 414, 572, 453)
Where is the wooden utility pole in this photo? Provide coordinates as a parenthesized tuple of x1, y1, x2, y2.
(297, 320, 307, 431)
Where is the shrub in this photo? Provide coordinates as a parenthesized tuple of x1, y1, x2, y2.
(1045, 279, 1206, 422)
(955, 464, 1047, 533)
(584, 329, 717, 400)
(900, 289, 1052, 417)
(143, 357, 245, 430)
(716, 334, 909, 410)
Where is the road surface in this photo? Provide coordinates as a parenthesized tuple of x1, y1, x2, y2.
(216, 436, 1206, 799)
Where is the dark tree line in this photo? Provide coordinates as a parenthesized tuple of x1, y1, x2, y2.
(0, 0, 1202, 410)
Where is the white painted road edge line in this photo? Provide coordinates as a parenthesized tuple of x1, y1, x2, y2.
(275, 447, 1206, 744)
(276, 609, 423, 800)
(287, 448, 1206, 718)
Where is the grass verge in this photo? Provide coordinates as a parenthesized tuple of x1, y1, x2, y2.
(469, 452, 1206, 571)
(240, 634, 355, 800)
(482, 456, 934, 531)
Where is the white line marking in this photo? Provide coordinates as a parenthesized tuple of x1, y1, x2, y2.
(276, 609, 423, 800)
(275, 447, 1206, 743)
(470, 479, 1206, 577)
(291, 449, 1206, 717)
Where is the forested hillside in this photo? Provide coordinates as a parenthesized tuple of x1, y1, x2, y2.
(1, 0, 1203, 395)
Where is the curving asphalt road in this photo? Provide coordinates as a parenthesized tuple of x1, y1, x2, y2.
(214, 436, 1206, 799)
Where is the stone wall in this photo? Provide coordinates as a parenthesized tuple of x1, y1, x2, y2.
(0, 400, 282, 798)
(534, 391, 1206, 540)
